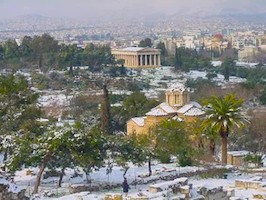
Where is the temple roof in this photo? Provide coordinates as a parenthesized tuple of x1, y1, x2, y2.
(122, 47, 145, 52)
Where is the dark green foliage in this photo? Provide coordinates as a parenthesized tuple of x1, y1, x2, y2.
(244, 154, 263, 166)
(31, 72, 49, 90)
(69, 126, 108, 173)
(259, 87, 266, 105)
(112, 92, 158, 131)
(206, 72, 217, 80)
(156, 42, 167, 56)
(173, 48, 212, 71)
(154, 120, 195, 166)
(139, 38, 152, 47)
(0, 34, 115, 72)
(123, 92, 158, 117)
(109, 135, 147, 174)
(156, 152, 171, 164)
(0, 75, 42, 137)
(178, 149, 193, 167)
(203, 94, 247, 163)
(186, 78, 215, 89)
(156, 42, 168, 65)
(221, 58, 236, 81)
(105, 66, 127, 77)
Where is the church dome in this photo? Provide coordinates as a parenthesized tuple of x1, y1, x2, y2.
(212, 34, 223, 43)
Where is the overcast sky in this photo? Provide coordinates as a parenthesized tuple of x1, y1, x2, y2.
(1, 0, 266, 20)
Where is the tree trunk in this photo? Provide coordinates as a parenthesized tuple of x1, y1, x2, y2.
(3, 149, 7, 161)
(85, 173, 91, 184)
(33, 151, 52, 194)
(221, 136, 228, 164)
(101, 84, 112, 134)
(123, 167, 129, 178)
(58, 168, 65, 188)
(148, 158, 152, 177)
(2, 150, 8, 171)
(209, 138, 216, 156)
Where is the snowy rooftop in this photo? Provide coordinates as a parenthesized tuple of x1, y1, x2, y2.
(177, 104, 194, 114)
(122, 47, 145, 52)
(132, 117, 146, 127)
(146, 108, 168, 116)
(157, 102, 176, 114)
(228, 151, 250, 156)
(166, 82, 187, 93)
(184, 107, 205, 116)
(189, 101, 202, 108)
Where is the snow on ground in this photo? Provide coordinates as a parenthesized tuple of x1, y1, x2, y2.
(13, 163, 202, 188)
(132, 67, 246, 99)
(133, 67, 185, 98)
(0, 177, 26, 193)
(183, 70, 207, 80)
(10, 163, 206, 199)
(35, 67, 247, 108)
(38, 92, 73, 107)
(40, 171, 266, 200)
(0, 153, 3, 165)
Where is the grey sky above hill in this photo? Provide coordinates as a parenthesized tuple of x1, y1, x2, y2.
(1, 0, 266, 20)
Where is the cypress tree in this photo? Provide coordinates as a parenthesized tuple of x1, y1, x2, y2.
(101, 84, 112, 134)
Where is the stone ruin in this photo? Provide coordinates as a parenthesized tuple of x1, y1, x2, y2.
(124, 177, 234, 200)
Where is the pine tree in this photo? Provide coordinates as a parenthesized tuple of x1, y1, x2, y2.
(0, 74, 41, 170)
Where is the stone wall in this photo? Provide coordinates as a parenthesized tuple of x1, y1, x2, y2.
(69, 183, 121, 194)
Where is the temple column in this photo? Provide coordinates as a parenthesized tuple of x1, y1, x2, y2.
(140, 55, 143, 66)
(145, 55, 148, 66)
(149, 54, 152, 66)
(131, 56, 133, 67)
(158, 54, 161, 66)
(154, 54, 157, 66)
(125, 55, 128, 66)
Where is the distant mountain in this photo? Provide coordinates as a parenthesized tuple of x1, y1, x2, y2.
(16, 14, 49, 20)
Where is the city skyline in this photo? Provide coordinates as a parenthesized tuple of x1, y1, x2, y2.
(1, 0, 266, 21)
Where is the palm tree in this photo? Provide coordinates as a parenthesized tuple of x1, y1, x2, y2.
(203, 94, 248, 164)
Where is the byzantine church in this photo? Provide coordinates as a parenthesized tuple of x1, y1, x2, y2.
(127, 83, 205, 135)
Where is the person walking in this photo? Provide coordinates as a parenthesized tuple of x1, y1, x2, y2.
(122, 177, 130, 198)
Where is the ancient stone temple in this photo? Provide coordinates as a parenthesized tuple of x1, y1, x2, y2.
(111, 47, 161, 68)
